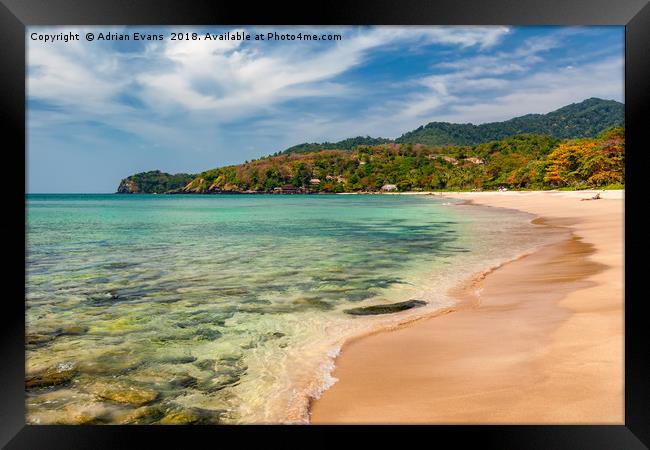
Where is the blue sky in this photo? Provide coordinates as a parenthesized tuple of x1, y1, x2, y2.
(27, 26, 624, 193)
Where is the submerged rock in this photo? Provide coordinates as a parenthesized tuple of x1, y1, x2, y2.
(157, 410, 198, 425)
(86, 381, 158, 406)
(60, 325, 89, 336)
(217, 353, 243, 364)
(26, 326, 89, 349)
(343, 299, 427, 316)
(193, 328, 222, 341)
(87, 292, 122, 306)
(240, 331, 286, 349)
(66, 410, 113, 425)
(195, 357, 248, 393)
(173, 310, 234, 329)
(25, 363, 77, 389)
(194, 359, 216, 372)
(158, 407, 225, 425)
(26, 332, 57, 348)
(176, 318, 225, 328)
(168, 374, 198, 388)
(104, 261, 138, 270)
(292, 297, 334, 311)
(159, 355, 197, 365)
(211, 373, 241, 390)
(117, 405, 166, 424)
(343, 291, 376, 302)
(77, 349, 144, 375)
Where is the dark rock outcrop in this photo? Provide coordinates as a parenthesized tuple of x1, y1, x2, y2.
(343, 299, 427, 316)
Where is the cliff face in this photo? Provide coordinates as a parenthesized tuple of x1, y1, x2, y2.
(116, 179, 141, 193)
(116, 171, 195, 194)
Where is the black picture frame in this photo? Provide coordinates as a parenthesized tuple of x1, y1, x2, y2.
(2, 0, 647, 448)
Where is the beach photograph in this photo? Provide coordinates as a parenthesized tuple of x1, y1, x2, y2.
(26, 25, 624, 425)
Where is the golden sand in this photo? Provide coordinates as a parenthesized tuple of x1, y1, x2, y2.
(310, 190, 624, 424)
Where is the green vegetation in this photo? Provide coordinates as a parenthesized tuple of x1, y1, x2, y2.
(277, 98, 624, 152)
(117, 99, 625, 194)
(280, 136, 392, 155)
(395, 98, 624, 146)
(116, 170, 195, 194)
(180, 128, 623, 193)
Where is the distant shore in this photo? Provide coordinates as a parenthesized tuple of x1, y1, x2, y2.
(310, 190, 624, 424)
(108, 187, 625, 196)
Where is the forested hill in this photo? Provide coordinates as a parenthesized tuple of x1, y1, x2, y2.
(280, 136, 392, 155)
(117, 170, 195, 194)
(176, 127, 624, 194)
(278, 98, 623, 153)
(396, 98, 624, 145)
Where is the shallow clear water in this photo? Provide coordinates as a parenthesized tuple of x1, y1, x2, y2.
(26, 194, 561, 424)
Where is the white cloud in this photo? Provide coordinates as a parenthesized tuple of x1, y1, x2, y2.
(128, 26, 510, 117)
(28, 27, 494, 125)
(349, 29, 622, 135)
(27, 25, 513, 152)
(437, 56, 623, 124)
(26, 25, 623, 192)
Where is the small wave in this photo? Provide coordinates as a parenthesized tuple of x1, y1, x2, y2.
(312, 346, 342, 401)
(280, 345, 342, 424)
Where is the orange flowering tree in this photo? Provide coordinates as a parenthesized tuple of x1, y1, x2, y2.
(544, 127, 624, 187)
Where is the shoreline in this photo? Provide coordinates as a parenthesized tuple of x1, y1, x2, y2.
(309, 190, 624, 424)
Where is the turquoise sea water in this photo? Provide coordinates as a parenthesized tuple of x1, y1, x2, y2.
(26, 194, 561, 424)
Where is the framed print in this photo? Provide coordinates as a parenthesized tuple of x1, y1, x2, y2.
(1, 0, 648, 448)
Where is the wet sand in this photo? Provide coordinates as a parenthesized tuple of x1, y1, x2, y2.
(310, 190, 624, 424)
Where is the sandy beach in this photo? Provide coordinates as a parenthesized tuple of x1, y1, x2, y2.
(310, 190, 624, 424)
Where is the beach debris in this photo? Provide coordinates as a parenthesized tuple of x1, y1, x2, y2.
(581, 192, 602, 201)
(343, 299, 427, 316)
